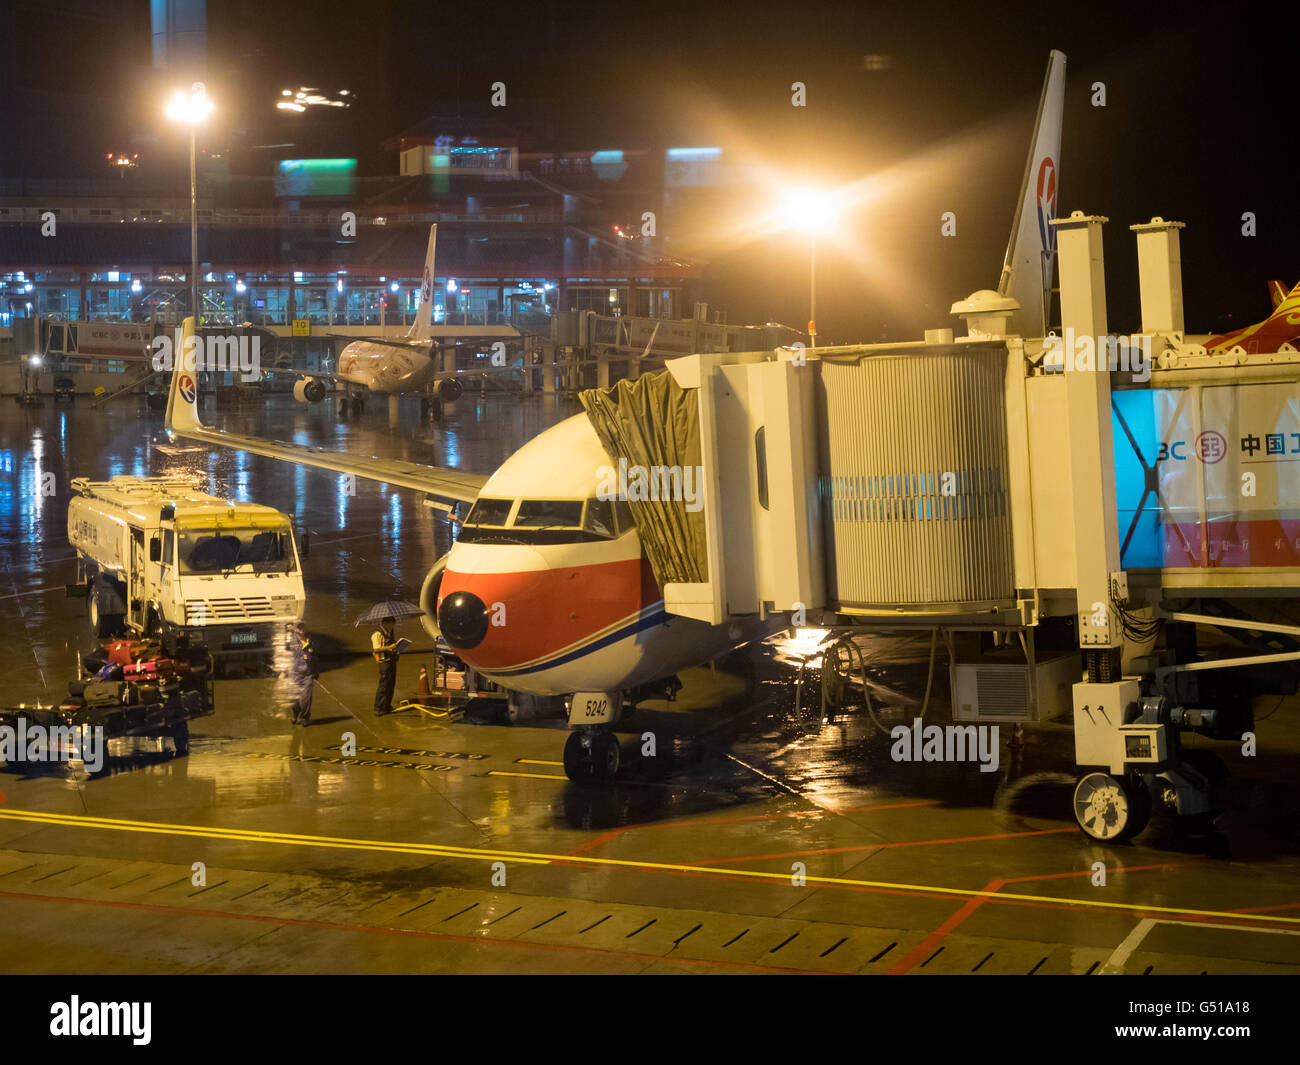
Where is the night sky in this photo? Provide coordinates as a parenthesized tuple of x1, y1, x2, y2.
(1, 0, 1294, 341)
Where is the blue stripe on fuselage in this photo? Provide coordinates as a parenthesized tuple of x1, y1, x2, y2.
(484, 606, 668, 678)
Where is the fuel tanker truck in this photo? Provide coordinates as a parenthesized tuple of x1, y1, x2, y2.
(68, 476, 306, 662)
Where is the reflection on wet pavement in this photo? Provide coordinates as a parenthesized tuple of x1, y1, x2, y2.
(2, 393, 1299, 974)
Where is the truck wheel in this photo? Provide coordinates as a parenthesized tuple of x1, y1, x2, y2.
(88, 591, 123, 639)
(1073, 772, 1151, 842)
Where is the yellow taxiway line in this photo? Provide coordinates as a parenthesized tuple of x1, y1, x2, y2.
(487, 770, 569, 780)
(1, 807, 1297, 927)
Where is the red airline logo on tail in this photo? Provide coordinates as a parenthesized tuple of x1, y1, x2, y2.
(1036, 156, 1057, 254)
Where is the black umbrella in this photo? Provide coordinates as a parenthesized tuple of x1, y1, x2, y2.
(354, 600, 423, 628)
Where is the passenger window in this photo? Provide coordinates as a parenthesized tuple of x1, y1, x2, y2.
(465, 497, 514, 526)
(514, 500, 583, 528)
(583, 499, 615, 538)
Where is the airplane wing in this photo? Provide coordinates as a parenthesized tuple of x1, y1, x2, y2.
(164, 318, 488, 507)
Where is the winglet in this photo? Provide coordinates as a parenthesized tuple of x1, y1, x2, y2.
(164, 316, 204, 437)
(997, 49, 1067, 338)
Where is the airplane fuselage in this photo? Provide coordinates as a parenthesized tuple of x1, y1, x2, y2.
(337, 339, 436, 393)
(427, 413, 775, 696)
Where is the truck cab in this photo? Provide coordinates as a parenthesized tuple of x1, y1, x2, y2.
(69, 476, 306, 662)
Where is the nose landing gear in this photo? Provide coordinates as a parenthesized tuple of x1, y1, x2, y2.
(563, 728, 621, 784)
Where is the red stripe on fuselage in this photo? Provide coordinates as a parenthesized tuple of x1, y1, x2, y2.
(439, 555, 661, 670)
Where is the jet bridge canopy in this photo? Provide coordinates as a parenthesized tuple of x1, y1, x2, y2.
(580, 372, 708, 587)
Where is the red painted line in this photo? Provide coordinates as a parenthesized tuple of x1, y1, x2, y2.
(687, 827, 1077, 866)
(0, 888, 818, 975)
(566, 800, 938, 856)
(888, 885, 998, 975)
(887, 862, 1177, 975)
(1228, 900, 1300, 915)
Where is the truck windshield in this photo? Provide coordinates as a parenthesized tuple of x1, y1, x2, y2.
(177, 526, 297, 574)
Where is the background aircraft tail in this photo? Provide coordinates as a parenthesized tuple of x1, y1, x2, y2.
(1269, 279, 1289, 309)
(164, 316, 203, 434)
(406, 224, 438, 340)
(997, 49, 1066, 338)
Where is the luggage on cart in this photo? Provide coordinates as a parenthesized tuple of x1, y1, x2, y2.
(84, 680, 124, 707)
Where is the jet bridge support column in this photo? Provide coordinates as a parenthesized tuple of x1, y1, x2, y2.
(1052, 211, 1123, 657)
(1051, 211, 1150, 840)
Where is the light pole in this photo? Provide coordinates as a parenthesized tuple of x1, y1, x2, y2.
(779, 187, 835, 349)
(165, 82, 214, 327)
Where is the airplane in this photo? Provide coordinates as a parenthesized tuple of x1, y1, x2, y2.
(264, 224, 532, 413)
(166, 50, 1069, 783)
(1199, 279, 1300, 355)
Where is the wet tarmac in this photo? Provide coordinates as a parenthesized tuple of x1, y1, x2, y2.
(1, 392, 1299, 974)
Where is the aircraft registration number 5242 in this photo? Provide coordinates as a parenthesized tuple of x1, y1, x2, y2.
(569, 691, 621, 726)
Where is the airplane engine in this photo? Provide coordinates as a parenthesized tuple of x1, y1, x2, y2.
(436, 378, 464, 402)
(419, 553, 450, 641)
(293, 377, 327, 403)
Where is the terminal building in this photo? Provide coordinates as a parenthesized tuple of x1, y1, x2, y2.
(0, 115, 717, 336)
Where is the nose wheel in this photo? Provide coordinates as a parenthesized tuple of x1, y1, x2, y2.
(1073, 772, 1152, 841)
(563, 729, 621, 784)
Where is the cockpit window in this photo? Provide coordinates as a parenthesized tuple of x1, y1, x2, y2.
(465, 497, 513, 526)
(613, 499, 635, 534)
(455, 497, 622, 546)
(584, 498, 615, 538)
(513, 500, 583, 529)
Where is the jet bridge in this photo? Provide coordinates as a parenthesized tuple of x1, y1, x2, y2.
(592, 211, 1300, 840)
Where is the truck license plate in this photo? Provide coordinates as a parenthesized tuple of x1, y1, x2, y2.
(569, 691, 620, 725)
(230, 632, 259, 645)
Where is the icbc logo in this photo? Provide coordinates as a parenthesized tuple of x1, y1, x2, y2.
(1196, 430, 1226, 464)
(1157, 431, 1227, 464)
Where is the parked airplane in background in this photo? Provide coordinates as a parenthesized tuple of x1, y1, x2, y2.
(168, 50, 1070, 783)
(267, 225, 528, 412)
(1200, 279, 1300, 355)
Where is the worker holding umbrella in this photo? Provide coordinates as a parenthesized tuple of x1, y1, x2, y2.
(355, 599, 422, 717)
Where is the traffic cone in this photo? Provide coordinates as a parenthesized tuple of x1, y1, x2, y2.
(417, 664, 431, 701)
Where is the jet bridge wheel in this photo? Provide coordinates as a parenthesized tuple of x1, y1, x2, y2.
(563, 729, 621, 784)
(1073, 772, 1152, 842)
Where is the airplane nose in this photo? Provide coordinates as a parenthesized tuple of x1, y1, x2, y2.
(438, 590, 489, 649)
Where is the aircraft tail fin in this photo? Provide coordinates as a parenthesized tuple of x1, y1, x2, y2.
(997, 49, 1067, 338)
(164, 316, 204, 435)
(407, 224, 438, 340)
(1268, 279, 1289, 309)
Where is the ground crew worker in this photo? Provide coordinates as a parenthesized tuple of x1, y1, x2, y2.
(289, 621, 316, 726)
(372, 616, 401, 716)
